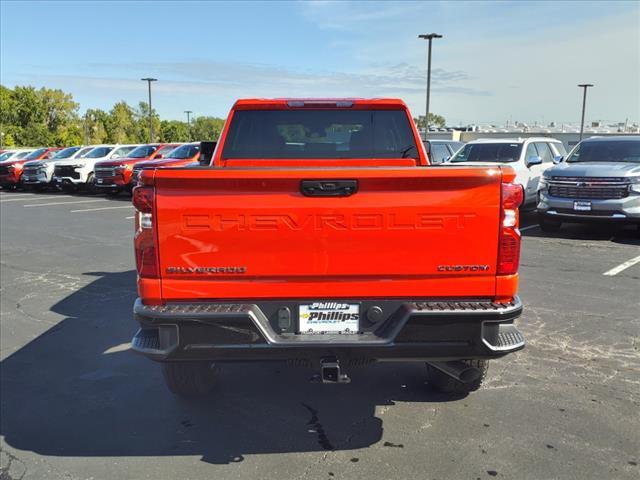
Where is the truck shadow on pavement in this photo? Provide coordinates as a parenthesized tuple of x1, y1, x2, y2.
(0, 270, 459, 465)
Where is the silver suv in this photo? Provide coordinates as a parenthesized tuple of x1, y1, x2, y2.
(537, 136, 640, 232)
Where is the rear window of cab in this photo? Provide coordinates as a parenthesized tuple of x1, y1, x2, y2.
(221, 109, 419, 160)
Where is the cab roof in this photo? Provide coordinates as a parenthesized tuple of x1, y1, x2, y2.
(232, 98, 409, 110)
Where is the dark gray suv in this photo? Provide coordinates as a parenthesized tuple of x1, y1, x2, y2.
(537, 136, 640, 232)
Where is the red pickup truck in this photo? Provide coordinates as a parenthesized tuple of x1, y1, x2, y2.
(131, 98, 525, 396)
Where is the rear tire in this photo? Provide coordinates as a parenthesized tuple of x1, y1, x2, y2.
(161, 362, 218, 397)
(539, 215, 562, 233)
(426, 359, 488, 394)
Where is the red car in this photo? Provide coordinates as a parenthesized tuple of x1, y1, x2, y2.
(130, 142, 201, 185)
(94, 143, 180, 195)
(0, 147, 62, 189)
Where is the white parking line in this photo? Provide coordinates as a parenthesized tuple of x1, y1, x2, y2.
(71, 205, 133, 213)
(520, 225, 539, 232)
(0, 192, 37, 198)
(24, 199, 106, 208)
(603, 254, 640, 276)
(1, 195, 73, 203)
(125, 216, 135, 219)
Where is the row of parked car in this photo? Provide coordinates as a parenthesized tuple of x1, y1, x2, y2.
(2, 135, 639, 234)
(0, 142, 202, 195)
(434, 136, 640, 233)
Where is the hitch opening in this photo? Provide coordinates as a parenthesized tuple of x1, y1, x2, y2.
(320, 357, 350, 384)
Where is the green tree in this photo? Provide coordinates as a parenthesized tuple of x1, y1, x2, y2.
(107, 101, 138, 143)
(191, 116, 225, 142)
(160, 120, 190, 142)
(0, 85, 17, 128)
(135, 102, 161, 143)
(1, 85, 81, 146)
(2, 132, 16, 147)
(83, 109, 109, 144)
(40, 88, 79, 145)
(413, 113, 446, 129)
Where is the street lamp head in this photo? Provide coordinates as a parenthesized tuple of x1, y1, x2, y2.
(418, 33, 443, 40)
(577, 83, 594, 88)
(141, 78, 158, 82)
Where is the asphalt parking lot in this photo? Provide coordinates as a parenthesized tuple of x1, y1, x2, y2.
(1, 189, 639, 480)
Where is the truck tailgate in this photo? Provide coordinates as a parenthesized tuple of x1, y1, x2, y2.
(153, 167, 503, 300)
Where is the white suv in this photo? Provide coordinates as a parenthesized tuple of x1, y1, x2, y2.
(53, 144, 138, 192)
(445, 137, 567, 207)
(23, 146, 95, 190)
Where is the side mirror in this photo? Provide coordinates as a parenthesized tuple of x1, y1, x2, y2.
(553, 155, 563, 164)
(198, 141, 217, 166)
(154, 154, 163, 160)
(526, 155, 543, 167)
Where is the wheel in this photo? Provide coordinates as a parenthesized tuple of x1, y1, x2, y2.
(538, 215, 561, 233)
(84, 173, 98, 194)
(426, 359, 489, 394)
(161, 362, 218, 396)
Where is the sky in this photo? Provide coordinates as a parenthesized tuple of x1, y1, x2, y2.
(1, 0, 639, 126)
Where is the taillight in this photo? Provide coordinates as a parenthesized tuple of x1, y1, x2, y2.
(497, 183, 524, 275)
(132, 185, 159, 278)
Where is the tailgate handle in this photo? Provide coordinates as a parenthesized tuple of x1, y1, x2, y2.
(300, 180, 358, 197)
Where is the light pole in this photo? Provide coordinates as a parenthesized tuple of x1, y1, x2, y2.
(577, 83, 594, 141)
(418, 33, 443, 137)
(184, 110, 192, 141)
(141, 78, 158, 142)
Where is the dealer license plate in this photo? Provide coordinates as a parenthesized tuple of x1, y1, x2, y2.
(299, 302, 359, 334)
(96, 178, 103, 184)
(574, 201, 592, 211)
